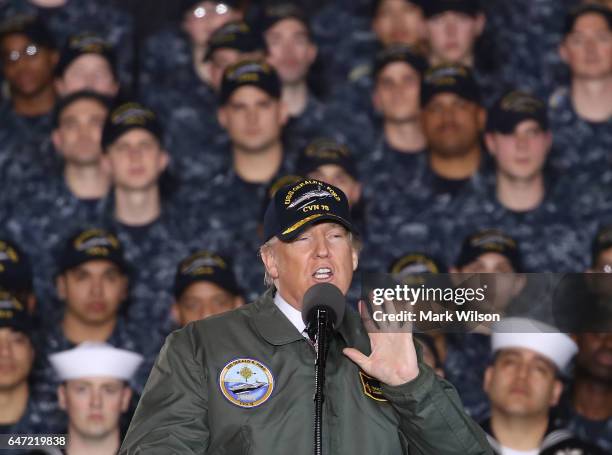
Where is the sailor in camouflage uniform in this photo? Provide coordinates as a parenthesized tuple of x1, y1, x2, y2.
(548, 4, 612, 175)
(0, 0, 134, 88)
(445, 90, 592, 272)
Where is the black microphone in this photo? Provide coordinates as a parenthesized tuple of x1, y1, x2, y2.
(301, 282, 346, 335)
(301, 283, 346, 455)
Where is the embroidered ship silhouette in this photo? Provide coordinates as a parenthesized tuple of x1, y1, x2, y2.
(228, 381, 268, 395)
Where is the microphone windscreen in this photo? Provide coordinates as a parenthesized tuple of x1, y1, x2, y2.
(301, 283, 346, 330)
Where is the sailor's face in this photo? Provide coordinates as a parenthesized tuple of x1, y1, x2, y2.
(264, 223, 358, 310)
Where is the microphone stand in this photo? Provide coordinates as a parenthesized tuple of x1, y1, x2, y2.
(307, 307, 331, 455)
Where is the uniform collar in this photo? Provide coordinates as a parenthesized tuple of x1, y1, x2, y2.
(252, 287, 365, 348)
(273, 291, 306, 335)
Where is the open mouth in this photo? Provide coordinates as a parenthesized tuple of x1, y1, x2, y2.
(312, 267, 333, 280)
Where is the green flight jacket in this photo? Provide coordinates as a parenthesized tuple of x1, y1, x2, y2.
(119, 288, 493, 454)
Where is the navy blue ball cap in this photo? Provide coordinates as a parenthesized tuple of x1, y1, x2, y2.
(101, 101, 162, 150)
(174, 250, 241, 298)
(486, 90, 548, 134)
(58, 228, 128, 275)
(219, 59, 281, 105)
(0, 287, 32, 336)
(420, 63, 480, 107)
(0, 239, 32, 293)
(263, 178, 357, 242)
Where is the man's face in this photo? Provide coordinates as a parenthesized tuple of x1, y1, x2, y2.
(575, 333, 612, 382)
(484, 348, 562, 418)
(55, 54, 119, 97)
(427, 12, 485, 65)
(1, 34, 58, 97)
(261, 223, 358, 309)
(307, 165, 362, 208)
(209, 49, 263, 91)
(373, 0, 426, 46)
(373, 62, 421, 123)
(486, 120, 551, 182)
(218, 86, 287, 154)
(174, 281, 243, 326)
(459, 252, 515, 273)
(421, 92, 483, 156)
(58, 377, 131, 440)
(52, 99, 108, 166)
(561, 13, 612, 80)
(0, 328, 34, 391)
(265, 18, 316, 85)
(183, 1, 242, 47)
(57, 260, 127, 326)
(104, 129, 169, 191)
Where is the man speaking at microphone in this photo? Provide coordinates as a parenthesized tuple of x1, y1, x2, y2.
(119, 178, 491, 454)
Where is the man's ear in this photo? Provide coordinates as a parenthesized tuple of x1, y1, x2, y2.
(170, 300, 181, 324)
(477, 106, 486, 131)
(56, 275, 67, 300)
(306, 42, 318, 67)
(260, 245, 279, 281)
(217, 107, 228, 129)
(550, 379, 563, 407)
(559, 42, 569, 64)
(474, 13, 486, 37)
(351, 245, 359, 272)
(120, 386, 133, 413)
(485, 133, 497, 157)
(57, 384, 67, 410)
(483, 366, 493, 394)
(278, 101, 289, 126)
(51, 129, 62, 155)
(158, 149, 170, 172)
(55, 78, 67, 97)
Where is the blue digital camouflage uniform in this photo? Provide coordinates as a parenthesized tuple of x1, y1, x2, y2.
(99, 204, 194, 336)
(443, 334, 491, 423)
(554, 392, 612, 453)
(484, 0, 579, 100)
(548, 86, 612, 175)
(180, 153, 299, 302)
(31, 316, 150, 435)
(443, 174, 592, 273)
(3, 174, 107, 319)
(361, 155, 492, 274)
(0, 0, 135, 88)
(0, 105, 58, 205)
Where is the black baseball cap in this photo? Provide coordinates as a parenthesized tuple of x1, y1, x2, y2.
(456, 229, 522, 271)
(423, 0, 482, 18)
(204, 20, 264, 61)
(0, 15, 56, 49)
(55, 32, 117, 78)
(592, 225, 612, 265)
(296, 138, 358, 180)
(0, 287, 32, 336)
(563, 4, 612, 36)
(219, 59, 281, 105)
(263, 178, 357, 242)
(373, 44, 428, 78)
(420, 63, 480, 107)
(261, 3, 310, 34)
(260, 174, 304, 223)
(0, 239, 32, 293)
(101, 101, 163, 150)
(58, 228, 128, 275)
(389, 253, 448, 287)
(53, 90, 113, 129)
(486, 90, 548, 134)
(174, 250, 241, 299)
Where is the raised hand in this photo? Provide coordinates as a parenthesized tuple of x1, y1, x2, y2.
(343, 299, 419, 386)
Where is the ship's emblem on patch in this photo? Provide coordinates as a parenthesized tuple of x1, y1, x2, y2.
(219, 358, 274, 408)
(359, 371, 388, 402)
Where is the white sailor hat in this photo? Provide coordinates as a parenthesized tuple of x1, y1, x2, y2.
(49, 342, 143, 382)
(491, 317, 578, 372)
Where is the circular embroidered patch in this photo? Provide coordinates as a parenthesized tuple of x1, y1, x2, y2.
(219, 358, 274, 408)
